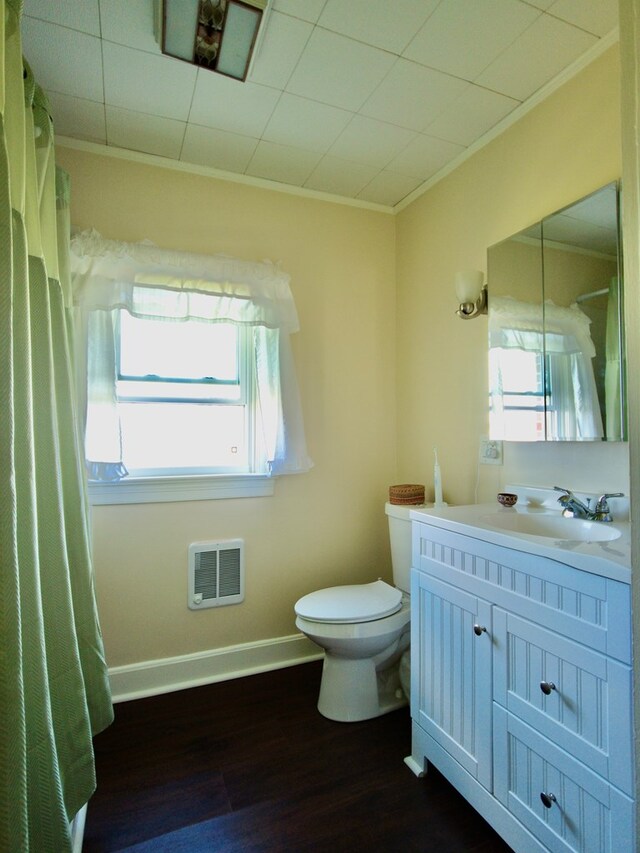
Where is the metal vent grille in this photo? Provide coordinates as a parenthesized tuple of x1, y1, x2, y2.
(188, 539, 244, 610)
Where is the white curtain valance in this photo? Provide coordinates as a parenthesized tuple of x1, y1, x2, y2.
(489, 295, 596, 358)
(70, 229, 299, 332)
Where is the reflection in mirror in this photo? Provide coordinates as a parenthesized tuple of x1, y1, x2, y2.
(488, 183, 625, 442)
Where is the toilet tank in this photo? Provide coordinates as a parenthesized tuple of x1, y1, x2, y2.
(385, 502, 419, 593)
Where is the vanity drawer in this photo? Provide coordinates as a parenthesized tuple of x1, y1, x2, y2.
(413, 522, 631, 663)
(493, 706, 633, 853)
(493, 608, 632, 795)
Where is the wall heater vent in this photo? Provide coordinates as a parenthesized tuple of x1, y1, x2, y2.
(188, 539, 244, 610)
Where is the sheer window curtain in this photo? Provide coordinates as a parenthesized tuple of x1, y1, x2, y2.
(1, 5, 113, 852)
(489, 295, 603, 440)
(70, 229, 313, 479)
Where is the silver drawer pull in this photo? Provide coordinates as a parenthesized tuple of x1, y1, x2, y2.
(540, 792, 557, 809)
(540, 681, 556, 695)
(473, 624, 487, 636)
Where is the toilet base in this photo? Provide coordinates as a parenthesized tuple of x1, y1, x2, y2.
(317, 654, 407, 722)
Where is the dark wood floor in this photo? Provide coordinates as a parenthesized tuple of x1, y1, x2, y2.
(84, 660, 513, 852)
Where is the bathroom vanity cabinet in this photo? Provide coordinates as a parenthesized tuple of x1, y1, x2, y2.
(408, 516, 633, 853)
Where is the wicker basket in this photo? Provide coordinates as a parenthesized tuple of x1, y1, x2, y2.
(389, 484, 425, 505)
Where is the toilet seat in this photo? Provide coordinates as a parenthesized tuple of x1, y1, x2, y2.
(294, 579, 402, 624)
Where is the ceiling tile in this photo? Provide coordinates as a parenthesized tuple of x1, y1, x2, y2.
(106, 106, 185, 158)
(23, 0, 616, 206)
(46, 92, 106, 143)
(357, 171, 423, 207)
(189, 72, 280, 137)
(248, 11, 313, 89)
(387, 134, 465, 179)
(263, 93, 351, 152)
(547, 0, 618, 37)
(285, 28, 396, 111)
(103, 41, 197, 121)
(20, 18, 103, 102)
(317, 0, 439, 54)
(272, 0, 327, 24)
(329, 115, 416, 168)
(360, 59, 469, 132)
(181, 124, 258, 172)
(305, 155, 379, 197)
(99, 0, 161, 54)
(24, 0, 100, 36)
(476, 14, 597, 100)
(545, 214, 615, 254)
(245, 140, 322, 185)
(425, 85, 520, 147)
(403, 0, 540, 82)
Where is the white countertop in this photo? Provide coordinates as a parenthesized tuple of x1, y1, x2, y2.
(410, 500, 631, 585)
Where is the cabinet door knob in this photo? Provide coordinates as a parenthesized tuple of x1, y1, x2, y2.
(540, 792, 557, 809)
(473, 624, 487, 636)
(540, 681, 556, 695)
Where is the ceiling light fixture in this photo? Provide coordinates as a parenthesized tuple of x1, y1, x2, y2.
(158, 0, 267, 82)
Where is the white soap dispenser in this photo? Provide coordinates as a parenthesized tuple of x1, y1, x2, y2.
(433, 447, 448, 509)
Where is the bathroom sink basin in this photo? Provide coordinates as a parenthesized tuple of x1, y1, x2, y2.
(481, 512, 622, 543)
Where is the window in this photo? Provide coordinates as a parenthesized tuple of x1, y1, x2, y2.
(489, 347, 547, 441)
(115, 312, 257, 476)
(71, 230, 312, 503)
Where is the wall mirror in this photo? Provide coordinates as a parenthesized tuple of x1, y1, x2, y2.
(487, 183, 625, 442)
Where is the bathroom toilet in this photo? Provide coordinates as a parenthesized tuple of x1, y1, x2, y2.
(294, 502, 415, 722)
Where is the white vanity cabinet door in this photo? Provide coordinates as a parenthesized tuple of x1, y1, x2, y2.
(493, 608, 633, 796)
(411, 568, 493, 790)
(493, 706, 634, 853)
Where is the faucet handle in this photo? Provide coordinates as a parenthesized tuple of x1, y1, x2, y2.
(553, 486, 573, 506)
(595, 492, 624, 509)
(594, 493, 624, 522)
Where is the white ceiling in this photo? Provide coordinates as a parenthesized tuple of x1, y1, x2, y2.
(21, 0, 618, 209)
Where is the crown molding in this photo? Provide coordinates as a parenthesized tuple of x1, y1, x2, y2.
(55, 136, 395, 215)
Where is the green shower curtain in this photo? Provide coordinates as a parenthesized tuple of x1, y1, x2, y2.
(1, 3, 113, 851)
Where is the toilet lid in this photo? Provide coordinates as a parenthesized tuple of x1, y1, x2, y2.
(294, 580, 402, 624)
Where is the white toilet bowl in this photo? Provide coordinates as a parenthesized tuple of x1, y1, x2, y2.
(294, 502, 416, 722)
(295, 579, 411, 722)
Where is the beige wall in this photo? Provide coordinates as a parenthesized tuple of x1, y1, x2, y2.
(396, 45, 628, 505)
(489, 237, 616, 306)
(57, 148, 397, 667)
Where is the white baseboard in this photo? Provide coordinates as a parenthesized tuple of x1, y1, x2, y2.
(108, 633, 323, 703)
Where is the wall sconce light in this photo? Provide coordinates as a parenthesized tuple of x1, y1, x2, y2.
(455, 270, 488, 319)
(158, 0, 267, 82)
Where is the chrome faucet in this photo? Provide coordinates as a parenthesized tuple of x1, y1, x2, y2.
(553, 486, 624, 522)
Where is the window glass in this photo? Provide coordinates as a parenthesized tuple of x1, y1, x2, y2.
(115, 311, 253, 474)
(119, 311, 238, 383)
(490, 348, 546, 441)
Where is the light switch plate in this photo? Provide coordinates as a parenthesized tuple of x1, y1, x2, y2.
(479, 438, 503, 465)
